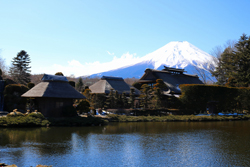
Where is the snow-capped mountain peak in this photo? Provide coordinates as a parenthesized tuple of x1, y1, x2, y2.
(88, 41, 217, 80)
(142, 41, 215, 70)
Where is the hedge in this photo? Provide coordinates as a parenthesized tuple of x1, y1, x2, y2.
(179, 84, 250, 113)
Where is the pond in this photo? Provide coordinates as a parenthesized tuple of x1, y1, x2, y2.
(1, 121, 250, 166)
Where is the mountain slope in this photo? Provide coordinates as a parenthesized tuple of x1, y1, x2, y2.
(89, 41, 216, 80)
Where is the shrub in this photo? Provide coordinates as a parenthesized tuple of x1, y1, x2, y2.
(69, 81, 75, 88)
(55, 72, 64, 76)
(0, 112, 50, 127)
(179, 84, 250, 113)
(75, 100, 90, 114)
(27, 82, 35, 89)
(4, 84, 29, 112)
(27, 112, 45, 119)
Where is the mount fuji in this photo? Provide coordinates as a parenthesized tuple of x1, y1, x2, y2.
(88, 41, 217, 80)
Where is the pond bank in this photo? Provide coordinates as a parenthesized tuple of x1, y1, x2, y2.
(1, 114, 249, 127)
(106, 114, 250, 122)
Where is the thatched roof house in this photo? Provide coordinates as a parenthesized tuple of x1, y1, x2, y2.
(22, 74, 85, 117)
(89, 76, 140, 96)
(138, 67, 203, 95)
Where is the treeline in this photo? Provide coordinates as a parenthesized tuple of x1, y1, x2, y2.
(74, 79, 178, 115)
(179, 84, 250, 113)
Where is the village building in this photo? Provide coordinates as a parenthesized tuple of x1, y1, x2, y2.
(89, 76, 140, 96)
(138, 66, 203, 96)
(22, 74, 85, 117)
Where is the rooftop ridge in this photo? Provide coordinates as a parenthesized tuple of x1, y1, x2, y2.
(101, 76, 124, 81)
(41, 74, 68, 82)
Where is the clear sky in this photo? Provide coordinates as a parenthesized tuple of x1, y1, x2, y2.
(0, 0, 250, 77)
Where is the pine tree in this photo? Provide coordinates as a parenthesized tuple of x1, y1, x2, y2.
(9, 50, 31, 84)
(212, 34, 250, 87)
(55, 72, 64, 76)
(121, 92, 128, 108)
(233, 34, 250, 87)
(128, 88, 135, 109)
(76, 77, 84, 92)
(104, 89, 115, 109)
(139, 84, 152, 109)
(152, 87, 163, 109)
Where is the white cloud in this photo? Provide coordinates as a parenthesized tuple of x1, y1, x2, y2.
(35, 52, 141, 77)
(107, 51, 114, 55)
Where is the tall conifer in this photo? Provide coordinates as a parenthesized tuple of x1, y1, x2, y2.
(9, 50, 31, 85)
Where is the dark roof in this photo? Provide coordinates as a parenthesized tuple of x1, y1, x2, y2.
(89, 76, 140, 96)
(139, 68, 203, 94)
(22, 74, 85, 99)
(101, 76, 123, 81)
(42, 74, 68, 82)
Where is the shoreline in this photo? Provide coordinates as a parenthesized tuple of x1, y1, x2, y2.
(1, 114, 249, 128)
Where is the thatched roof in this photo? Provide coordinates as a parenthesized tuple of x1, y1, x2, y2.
(139, 68, 203, 94)
(89, 76, 140, 96)
(22, 74, 85, 99)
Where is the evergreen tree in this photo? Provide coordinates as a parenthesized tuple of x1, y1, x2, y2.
(55, 72, 64, 76)
(104, 89, 115, 109)
(128, 88, 135, 109)
(76, 77, 84, 92)
(151, 79, 168, 109)
(83, 88, 91, 100)
(212, 34, 250, 87)
(121, 92, 128, 108)
(233, 34, 250, 87)
(9, 50, 31, 84)
(153, 79, 168, 90)
(132, 82, 142, 90)
(139, 84, 152, 109)
(152, 87, 163, 109)
(69, 81, 75, 87)
(114, 90, 123, 108)
(0, 68, 2, 80)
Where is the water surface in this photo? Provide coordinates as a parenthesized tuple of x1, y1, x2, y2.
(1, 121, 250, 166)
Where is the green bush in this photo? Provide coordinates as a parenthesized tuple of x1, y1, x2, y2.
(0, 112, 50, 127)
(4, 84, 29, 112)
(55, 72, 64, 76)
(179, 84, 246, 113)
(75, 100, 90, 114)
(27, 112, 45, 119)
(27, 82, 35, 89)
(69, 81, 75, 87)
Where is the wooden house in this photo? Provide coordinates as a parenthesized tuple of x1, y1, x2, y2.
(89, 76, 140, 96)
(138, 66, 203, 96)
(22, 74, 85, 117)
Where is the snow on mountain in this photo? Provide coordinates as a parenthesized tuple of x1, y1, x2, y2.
(144, 41, 215, 69)
(88, 41, 217, 79)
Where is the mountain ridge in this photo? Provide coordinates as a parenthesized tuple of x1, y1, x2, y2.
(84, 41, 216, 80)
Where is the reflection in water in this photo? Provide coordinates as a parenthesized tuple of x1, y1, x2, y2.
(0, 122, 250, 166)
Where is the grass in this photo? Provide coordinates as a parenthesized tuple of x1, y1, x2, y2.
(1, 113, 250, 127)
(0, 114, 108, 127)
(106, 114, 250, 122)
(0, 115, 50, 127)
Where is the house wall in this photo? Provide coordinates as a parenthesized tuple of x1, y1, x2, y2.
(37, 98, 73, 117)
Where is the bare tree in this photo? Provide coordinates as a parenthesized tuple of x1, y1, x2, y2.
(0, 55, 8, 79)
(209, 40, 236, 85)
(194, 66, 213, 84)
(124, 77, 139, 85)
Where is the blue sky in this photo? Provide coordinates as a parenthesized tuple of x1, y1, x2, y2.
(0, 0, 250, 77)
